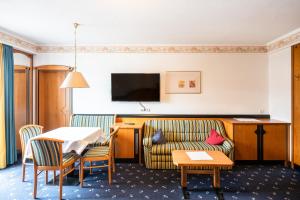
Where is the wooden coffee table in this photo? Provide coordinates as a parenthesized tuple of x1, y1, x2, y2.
(172, 150, 233, 199)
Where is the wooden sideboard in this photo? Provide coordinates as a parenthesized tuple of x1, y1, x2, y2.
(223, 118, 291, 165)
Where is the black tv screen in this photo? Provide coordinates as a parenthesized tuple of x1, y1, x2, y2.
(111, 73, 160, 102)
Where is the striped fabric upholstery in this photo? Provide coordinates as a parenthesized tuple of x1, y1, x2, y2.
(31, 139, 80, 167)
(83, 146, 109, 158)
(143, 119, 234, 169)
(63, 152, 80, 165)
(19, 125, 43, 159)
(144, 120, 227, 144)
(70, 114, 115, 146)
(31, 140, 61, 166)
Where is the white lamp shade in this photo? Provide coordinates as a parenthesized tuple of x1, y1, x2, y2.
(60, 71, 89, 88)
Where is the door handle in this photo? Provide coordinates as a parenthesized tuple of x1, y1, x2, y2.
(295, 74, 300, 81)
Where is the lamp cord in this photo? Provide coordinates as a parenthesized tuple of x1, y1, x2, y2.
(74, 23, 78, 72)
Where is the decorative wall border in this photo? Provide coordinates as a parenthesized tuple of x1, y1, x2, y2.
(1, 29, 300, 54)
(0, 31, 37, 53)
(36, 45, 267, 53)
(268, 30, 300, 52)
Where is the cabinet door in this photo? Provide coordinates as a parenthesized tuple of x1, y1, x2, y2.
(263, 125, 287, 160)
(115, 128, 135, 158)
(234, 125, 257, 160)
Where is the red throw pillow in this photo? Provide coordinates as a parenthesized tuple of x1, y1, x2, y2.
(205, 129, 225, 145)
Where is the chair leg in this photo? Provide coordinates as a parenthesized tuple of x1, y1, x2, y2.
(33, 167, 37, 199)
(80, 159, 84, 188)
(53, 170, 56, 184)
(45, 170, 48, 184)
(89, 161, 92, 174)
(59, 169, 63, 200)
(108, 159, 112, 185)
(112, 156, 116, 173)
(22, 163, 26, 182)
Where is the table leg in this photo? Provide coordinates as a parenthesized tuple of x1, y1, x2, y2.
(181, 166, 187, 188)
(213, 167, 220, 189)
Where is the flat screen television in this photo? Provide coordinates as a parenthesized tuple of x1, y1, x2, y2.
(111, 73, 160, 102)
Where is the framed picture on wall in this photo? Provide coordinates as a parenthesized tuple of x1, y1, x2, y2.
(165, 71, 201, 94)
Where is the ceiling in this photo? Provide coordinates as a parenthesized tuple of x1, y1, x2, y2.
(0, 0, 299, 45)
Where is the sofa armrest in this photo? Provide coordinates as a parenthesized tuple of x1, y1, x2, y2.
(143, 137, 153, 148)
(222, 137, 234, 151)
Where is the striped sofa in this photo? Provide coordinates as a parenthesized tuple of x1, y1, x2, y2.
(70, 114, 116, 146)
(143, 119, 234, 169)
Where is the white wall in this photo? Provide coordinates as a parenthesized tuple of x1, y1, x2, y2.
(13, 53, 30, 66)
(268, 48, 291, 122)
(34, 53, 268, 114)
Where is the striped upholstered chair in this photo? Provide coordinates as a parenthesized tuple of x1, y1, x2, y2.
(19, 125, 43, 182)
(30, 138, 80, 200)
(70, 114, 116, 147)
(80, 126, 119, 186)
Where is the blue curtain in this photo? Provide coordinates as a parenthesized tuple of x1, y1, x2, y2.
(3, 44, 17, 165)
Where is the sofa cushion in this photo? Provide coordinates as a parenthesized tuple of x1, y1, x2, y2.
(205, 129, 225, 145)
(152, 129, 167, 144)
(151, 141, 229, 155)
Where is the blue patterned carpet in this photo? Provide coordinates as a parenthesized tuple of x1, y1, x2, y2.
(0, 161, 299, 200)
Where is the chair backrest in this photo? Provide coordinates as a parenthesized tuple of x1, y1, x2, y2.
(108, 126, 119, 152)
(70, 114, 116, 145)
(19, 125, 43, 158)
(144, 119, 227, 142)
(30, 138, 63, 167)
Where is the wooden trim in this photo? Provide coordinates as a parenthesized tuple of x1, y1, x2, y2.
(13, 48, 34, 123)
(70, 113, 270, 119)
(185, 169, 214, 174)
(291, 43, 300, 167)
(13, 48, 33, 58)
(14, 65, 30, 70)
(116, 114, 271, 118)
(29, 53, 33, 124)
(35, 65, 72, 71)
(292, 44, 295, 167)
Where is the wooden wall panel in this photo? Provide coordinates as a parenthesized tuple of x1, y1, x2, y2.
(293, 44, 300, 165)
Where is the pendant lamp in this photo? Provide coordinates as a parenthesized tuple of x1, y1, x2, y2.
(60, 23, 89, 88)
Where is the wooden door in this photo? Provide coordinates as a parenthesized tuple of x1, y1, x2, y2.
(37, 66, 72, 131)
(293, 44, 300, 165)
(14, 66, 29, 151)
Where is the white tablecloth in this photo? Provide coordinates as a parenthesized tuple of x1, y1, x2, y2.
(24, 127, 104, 161)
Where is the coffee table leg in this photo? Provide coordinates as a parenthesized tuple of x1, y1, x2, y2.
(213, 167, 220, 188)
(213, 167, 224, 200)
(181, 166, 187, 188)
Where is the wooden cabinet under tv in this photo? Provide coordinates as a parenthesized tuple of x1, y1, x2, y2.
(113, 123, 143, 164)
(223, 119, 291, 164)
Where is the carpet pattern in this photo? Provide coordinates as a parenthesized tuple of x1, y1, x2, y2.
(0, 162, 299, 200)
